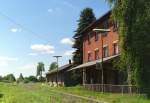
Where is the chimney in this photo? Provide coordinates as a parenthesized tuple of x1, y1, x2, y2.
(69, 59, 71, 64)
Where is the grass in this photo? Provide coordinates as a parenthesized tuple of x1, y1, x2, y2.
(50, 86, 150, 103)
(0, 82, 62, 103)
(0, 82, 150, 103)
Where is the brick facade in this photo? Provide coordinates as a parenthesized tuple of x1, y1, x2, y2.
(82, 11, 119, 63)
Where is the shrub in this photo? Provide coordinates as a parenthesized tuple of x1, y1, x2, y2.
(1, 95, 15, 103)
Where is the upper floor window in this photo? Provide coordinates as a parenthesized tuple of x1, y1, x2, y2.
(88, 52, 92, 62)
(113, 43, 119, 55)
(95, 49, 99, 60)
(102, 20, 109, 36)
(103, 46, 109, 58)
(95, 32, 99, 41)
(103, 20, 109, 29)
(113, 21, 119, 32)
(88, 32, 92, 44)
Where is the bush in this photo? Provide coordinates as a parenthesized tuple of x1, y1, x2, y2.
(0, 76, 3, 82)
(25, 76, 38, 82)
(38, 77, 46, 82)
(23, 79, 29, 83)
(1, 95, 15, 103)
(3, 74, 16, 82)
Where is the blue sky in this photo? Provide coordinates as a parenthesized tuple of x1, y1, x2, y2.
(0, 0, 110, 77)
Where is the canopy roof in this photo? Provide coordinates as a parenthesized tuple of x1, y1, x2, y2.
(46, 64, 72, 75)
(69, 55, 119, 71)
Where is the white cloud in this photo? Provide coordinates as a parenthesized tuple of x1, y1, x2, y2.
(10, 28, 21, 33)
(63, 1, 75, 9)
(48, 8, 53, 13)
(60, 38, 74, 45)
(64, 50, 74, 56)
(28, 53, 37, 56)
(30, 44, 55, 54)
(47, 8, 62, 14)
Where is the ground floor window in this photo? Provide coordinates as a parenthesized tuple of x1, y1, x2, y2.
(113, 43, 118, 55)
(103, 46, 108, 58)
(88, 52, 92, 62)
(95, 49, 99, 60)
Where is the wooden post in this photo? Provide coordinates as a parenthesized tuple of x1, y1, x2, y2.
(53, 56, 62, 86)
(121, 86, 124, 95)
(101, 33, 104, 93)
(83, 68, 86, 85)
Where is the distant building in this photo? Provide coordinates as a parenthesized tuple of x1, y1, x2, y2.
(46, 61, 72, 86)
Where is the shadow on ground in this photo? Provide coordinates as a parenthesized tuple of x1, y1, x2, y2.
(0, 93, 4, 98)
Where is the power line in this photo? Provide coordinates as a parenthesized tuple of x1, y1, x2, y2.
(0, 11, 51, 43)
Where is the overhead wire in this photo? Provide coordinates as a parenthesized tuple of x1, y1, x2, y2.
(0, 11, 51, 43)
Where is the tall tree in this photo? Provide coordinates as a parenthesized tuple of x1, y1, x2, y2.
(17, 73, 24, 82)
(107, 0, 150, 96)
(36, 62, 45, 78)
(49, 62, 58, 71)
(73, 7, 96, 65)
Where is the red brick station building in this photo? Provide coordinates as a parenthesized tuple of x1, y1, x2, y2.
(70, 10, 121, 85)
(46, 11, 131, 92)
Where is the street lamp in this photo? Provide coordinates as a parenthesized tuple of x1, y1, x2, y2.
(93, 28, 110, 93)
(93, 29, 110, 32)
(53, 56, 62, 86)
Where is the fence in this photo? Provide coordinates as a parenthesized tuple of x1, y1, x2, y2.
(84, 84, 140, 94)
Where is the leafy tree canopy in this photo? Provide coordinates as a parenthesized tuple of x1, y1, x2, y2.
(73, 7, 96, 65)
(25, 76, 38, 82)
(36, 62, 45, 77)
(107, 0, 150, 97)
(49, 62, 58, 71)
(3, 74, 16, 82)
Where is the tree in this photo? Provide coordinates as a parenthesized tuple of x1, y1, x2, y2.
(25, 76, 38, 82)
(107, 0, 150, 96)
(0, 76, 3, 82)
(49, 62, 57, 71)
(17, 73, 24, 82)
(73, 7, 96, 65)
(38, 76, 46, 82)
(3, 74, 16, 82)
(36, 62, 45, 78)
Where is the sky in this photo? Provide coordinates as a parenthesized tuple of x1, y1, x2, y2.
(0, 0, 110, 77)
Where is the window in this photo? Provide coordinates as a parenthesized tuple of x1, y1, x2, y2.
(95, 32, 99, 41)
(103, 20, 109, 29)
(103, 46, 109, 58)
(88, 52, 92, 62)
(102, 20, 109, 36)
(88, 32, 92, 44)
(95, 49, 99, 60)
(113, 43, 118, 55)
(113, 21, 118, 32)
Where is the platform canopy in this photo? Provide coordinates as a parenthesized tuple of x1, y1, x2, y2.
(46, 64, 72, 75)
(69, 55, 119, 71)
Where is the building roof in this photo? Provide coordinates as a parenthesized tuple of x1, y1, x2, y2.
(46, 64, 72, 75)
(69, 55, 119, 71)
(74, 10, 111, 39)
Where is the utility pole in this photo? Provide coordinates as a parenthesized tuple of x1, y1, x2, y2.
(53, 56, 62, 86)
(101, 34, 104, 92)
(93, 28, 110, 93)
